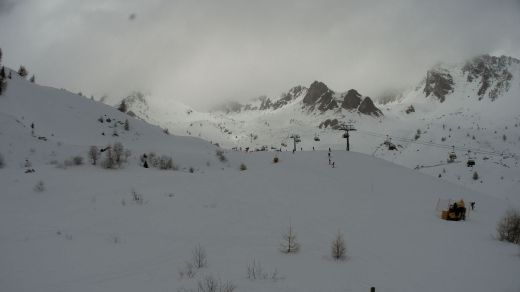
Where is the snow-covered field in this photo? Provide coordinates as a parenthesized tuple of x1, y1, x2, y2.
(1, 70, 519, 292)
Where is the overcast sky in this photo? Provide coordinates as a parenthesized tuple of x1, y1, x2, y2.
(1, 0, 519, 110)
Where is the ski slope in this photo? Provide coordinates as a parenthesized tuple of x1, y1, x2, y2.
(0, 69, 519, 292)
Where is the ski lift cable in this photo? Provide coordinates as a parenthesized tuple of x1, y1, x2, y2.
(354, 129, 517, 158)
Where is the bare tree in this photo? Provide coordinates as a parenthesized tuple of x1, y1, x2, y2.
(331, 230, 347, 261)
(89, 146, 99, 165)
(280, 224, 300, 253)
(192, 244, 207, 268)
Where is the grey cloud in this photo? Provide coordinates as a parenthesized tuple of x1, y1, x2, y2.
(0, 0, 519, 110)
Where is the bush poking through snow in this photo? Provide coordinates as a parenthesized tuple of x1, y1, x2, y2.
(497, 209, 520, 245)
(131, 189, 143, 205)
(247, 259, 282, 281)
(197, 276, 235, 292)
(240, 163, 247, 171)
(280, 224, 300, 253)
(331, 231, 347, 261)
(0, 153, 4, 168)
(472, 171, 479, 180)
(216, 149, 227, 162)
(178, 262, 196, 279)
(192, 244, 207, 269)
(34, 180, 45, 192)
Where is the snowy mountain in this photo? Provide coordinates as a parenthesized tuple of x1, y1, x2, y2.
(116, 54, 520, 198)
(1, 58, 520, 292)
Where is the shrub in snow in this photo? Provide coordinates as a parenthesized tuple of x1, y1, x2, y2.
(0, 153, 4, 168)
(33, 180, 45, 192)
(472, 171, 479, 180)
(189, 167, 195, 173)
(178, 262, 196, 279)
(131, 189, 143, 205)
(240, 163, 247, 171)
(497, 209, 520, 244)
(280, 224, 300, 253)
(331, 231, 347, 261)
(247, 259, 282, 281)
(72, 155, 84, 165)
(273, 156, 279, 163)
(159, 155, 175, 170)
(100, 143, 129, 169)
(197, 276, 235, 292)
(216, 149, 227, 162)
(192, 244, 207, 269)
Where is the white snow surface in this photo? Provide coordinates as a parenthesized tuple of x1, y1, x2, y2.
(1, 69, 520, 292)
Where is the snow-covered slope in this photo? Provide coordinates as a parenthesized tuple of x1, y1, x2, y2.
(117, 55, 520, 199)
(1, 65, 519, 292)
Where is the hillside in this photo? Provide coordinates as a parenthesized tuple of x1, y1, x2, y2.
(1, 66, 519, 292)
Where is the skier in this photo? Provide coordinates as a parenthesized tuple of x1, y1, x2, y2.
(332, 162, 335, 168)
(470, 201, 475, 210)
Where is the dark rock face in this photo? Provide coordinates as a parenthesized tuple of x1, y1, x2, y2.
(341, 89, 362, 110)
(462, 55, 516, 101)
(259, 96, 272, 110)
(318, 118, 345, 129)
(302, 81, 337, 111)
(423, 68, 454, 102)
(272, 85, 306, 110)
(358, 97, 383, 117)
(303, 81, 330, 105)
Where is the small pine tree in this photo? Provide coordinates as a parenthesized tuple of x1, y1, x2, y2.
(29, 74, 35, 83)
(280, 224, 300, 253)
(124, 119, 130, 131)
(118, 100, 128, 113)
(472, 171, 479, 180)
(18, 66, 28, 78)
(240, 163, 247, 171)
(0, 66, 6, 95)
(331, 231, 347, 261)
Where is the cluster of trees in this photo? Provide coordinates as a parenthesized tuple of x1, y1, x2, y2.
(88, 142, 130, 169)
(140, 152, 176, 170)
(0, 48, 36, 96)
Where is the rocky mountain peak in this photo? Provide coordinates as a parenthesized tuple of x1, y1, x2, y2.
(341, 89, 363, 110)
(302, 81, 338, 112)
(462, 54, 517, 101)
(423, 67, 454, 102)
(358, 96, 383, 117)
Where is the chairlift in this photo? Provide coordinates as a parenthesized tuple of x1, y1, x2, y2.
(448, 152, 457, 163)
(466, 159, 475, 167)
